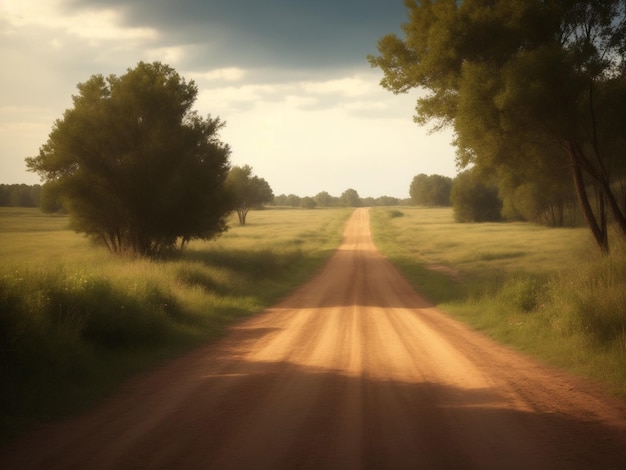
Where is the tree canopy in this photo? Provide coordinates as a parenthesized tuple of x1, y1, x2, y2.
(226, 165, 274, 225)
(409, 173, 452, 206)
(340, 188, 362, 207)
(26, 61, 233, 256)
(450, 170, 502, 223)
(369, 0, 626, 251)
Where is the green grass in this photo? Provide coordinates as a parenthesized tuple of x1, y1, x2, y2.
(370, 207, 626, 397)
(4, 205, 625, 444)
(0, 207, 352, 444)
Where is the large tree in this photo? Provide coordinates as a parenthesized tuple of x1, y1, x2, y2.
(226, 165, 274, 225)
(340, 188, 362, 207)
(369, 0, 626, 251)
(409, 173, 452, 206)
(26, 62, 233, 256)
(451, 170, 502, 223)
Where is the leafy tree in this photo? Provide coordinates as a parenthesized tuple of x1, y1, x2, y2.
(371, 195, 402, 206)
(39, 181, 65, 213)
(314, 191, 333, 207)
(273, 194, 288, 206)
(340, 188, 361, 207)
(0, 184, 40, 207)
(409, 173, 452, 206)
(26, 61, 232, 256)
(300, 196, 317, 209)
(498, 164, 577, 227)
(286, 194, 301, 207)
(226, 165, 274, 225)
(369, 0, 626, 252)
(450, 170, 502, 223)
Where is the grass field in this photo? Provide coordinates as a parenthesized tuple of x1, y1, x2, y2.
(3, 205, 626, 445)
(0, 207, 352, 443)
(370, 207, 626, 397)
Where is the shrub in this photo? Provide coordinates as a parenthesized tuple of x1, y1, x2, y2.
(450, 170, 502, 222)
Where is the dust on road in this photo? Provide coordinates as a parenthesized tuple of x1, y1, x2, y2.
(3, 208, 626, 469)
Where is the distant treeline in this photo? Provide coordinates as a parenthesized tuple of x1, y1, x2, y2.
(1, 183, 410, 211)
(0, 184, 42, 208)
(272, 192, 410, 209)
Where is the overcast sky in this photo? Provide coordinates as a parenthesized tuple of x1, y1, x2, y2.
(0, 0, 459, 199)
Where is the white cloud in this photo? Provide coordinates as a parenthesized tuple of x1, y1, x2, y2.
(1, 0, 158, 43)
(196, 83, 279, 114)
(0, 1, 459, 195)
(146, 46, 187, 65)
(189, 68, 248, 82)
(302, 76, 374, 97)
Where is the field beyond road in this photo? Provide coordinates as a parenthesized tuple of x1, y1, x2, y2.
(2, 208, 626, 469)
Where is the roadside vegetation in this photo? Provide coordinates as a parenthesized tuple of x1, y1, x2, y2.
(371, 207, 626, 398)
(370, 1, 626, 253)
(0, 207, 351, 444)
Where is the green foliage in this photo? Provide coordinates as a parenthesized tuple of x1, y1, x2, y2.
(25, 61, 232, 257)
(497, 157, 578, 226)
(299, 196, 317, 209)
(409, 173, 452, 206)
(450, 170, 502, 222)
(0, 207, 351, 442)
(0, 184, 40, 208)
(39, 181, 65, 213)
(547, 245, 626, 344)
(370, 206, 626, 397)
(226, 165, 274, 225)
(314, 191, 333, 207)
(371, 195, 403, 206)
(340, 188, 361, 207)
(369, 0, 626, 252)
(497, 276, 544, 313)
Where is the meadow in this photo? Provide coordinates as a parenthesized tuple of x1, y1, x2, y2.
(3, 205, 626, 444)
(370, 207, 626, 397)
(0, 207, 352, 443)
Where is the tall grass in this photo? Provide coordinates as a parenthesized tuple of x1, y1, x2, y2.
(370, 207, 626, 397)
(0, 207, 352, 443)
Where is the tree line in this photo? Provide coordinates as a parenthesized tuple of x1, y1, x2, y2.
(369, 0, 626, 252)
(0, 184, 42, 208)
(272, 190, 406, 209)
(0, 182, 407, 211)
(409, 171, 582, 226)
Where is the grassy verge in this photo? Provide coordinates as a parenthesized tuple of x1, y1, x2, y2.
(0, 207, 352, 444)
(370, 207, 626, 398)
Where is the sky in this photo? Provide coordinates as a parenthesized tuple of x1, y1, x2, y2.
(0, 0, 459, 199)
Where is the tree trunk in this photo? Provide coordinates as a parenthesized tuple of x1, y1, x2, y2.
(600, 177, 626, 239)
(569, 146, 609, 253)
(236, 205, 249, 225)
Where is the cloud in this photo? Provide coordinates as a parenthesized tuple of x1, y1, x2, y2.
(0, 0, 460, 196)
(61, 0, 407, 70)
(3, 0, 158, 43)
(302, 76, 375, 98)
(189, 67, 248, 82)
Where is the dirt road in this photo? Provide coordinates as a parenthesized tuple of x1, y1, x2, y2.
(3, 208, 626, 469)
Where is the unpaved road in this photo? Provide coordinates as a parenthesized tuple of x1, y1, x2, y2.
(3, 208, 626, 469)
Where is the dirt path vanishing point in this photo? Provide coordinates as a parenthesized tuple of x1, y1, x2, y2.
(3, 208, 626, 469)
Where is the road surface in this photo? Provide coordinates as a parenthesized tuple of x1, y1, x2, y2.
(3, 208, 626, 469)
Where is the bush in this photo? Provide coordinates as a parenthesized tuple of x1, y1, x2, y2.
(498, 276, 544, 312)
(548, 249, 626, 344)
(450, 170, 502, 222)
